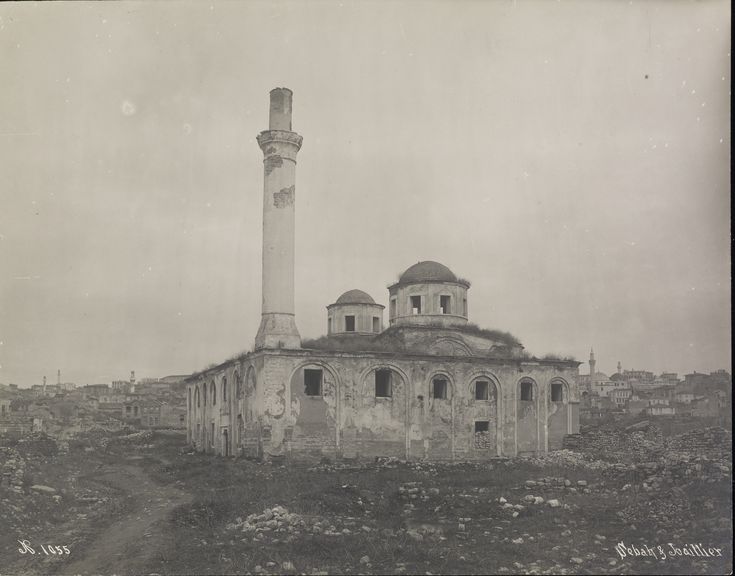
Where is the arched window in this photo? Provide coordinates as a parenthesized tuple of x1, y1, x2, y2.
(211, 381, 216, 405)
(222, 376, 227, 402)
(188, 388, 191, 410)
(551, 381, 566, 402)
(520, 379, 534, 401)
(375, 369, 392, 398)
(432, 376, 449, 399)
(304, 369, 322, 396)
(247, 366, 256, 397)
(235, 371, 242, 398)
(195, 387, 200, 408)
(202, 384, 206, 406)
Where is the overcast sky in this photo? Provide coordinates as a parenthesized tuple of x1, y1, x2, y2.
(0, 0, 730, 387)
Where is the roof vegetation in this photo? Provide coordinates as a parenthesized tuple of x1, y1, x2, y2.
(187, 325, 574, 379)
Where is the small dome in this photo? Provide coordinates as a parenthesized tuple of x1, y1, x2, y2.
(399, 261, 458, 284)
(335, 289, 376, 305)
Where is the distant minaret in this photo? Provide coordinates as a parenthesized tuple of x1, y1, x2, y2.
(254, 88, 303, 349)
(617, 361, 622, 374)
(130, 370, 136, 393)
(57, 369, 61, 385)
(589, 348, 596, 376)
(42, 376, 47, 395)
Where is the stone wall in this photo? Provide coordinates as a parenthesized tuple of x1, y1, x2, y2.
(563, 424, 732, 463)
(186, 348, 580, 461)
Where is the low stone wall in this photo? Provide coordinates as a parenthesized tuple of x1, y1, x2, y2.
(665, 426, 731, 460)
(563, 425, 732, 465)
(562, 424, 664, 461)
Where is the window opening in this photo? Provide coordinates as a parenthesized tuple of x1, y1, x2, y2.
(551, 382, 564, 402)
(520, 381, 534, 401)
(474, 421, 490, 433)
(440, 295, 451, 314)
(433, 378, 448, 399)
(304, 369, 323, 396)
(475, 380, 489, 400)
(375, 369, 392, 398)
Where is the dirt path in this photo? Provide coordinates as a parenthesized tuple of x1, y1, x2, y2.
(59, 460, 191, 576)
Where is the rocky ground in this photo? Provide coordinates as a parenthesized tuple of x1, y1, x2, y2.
(0, 424, 731, 575)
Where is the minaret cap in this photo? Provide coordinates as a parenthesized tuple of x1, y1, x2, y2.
(269, 87, 293, 131)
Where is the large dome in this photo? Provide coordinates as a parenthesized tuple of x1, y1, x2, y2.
(335, 289, 376, 305)
(399, 261, 458, 284)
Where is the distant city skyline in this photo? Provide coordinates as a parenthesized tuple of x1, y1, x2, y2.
(1, 1, 730, 387)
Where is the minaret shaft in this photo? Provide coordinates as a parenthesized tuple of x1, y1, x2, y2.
(254, 88, 303, 349)
(589, 348, 596, 377)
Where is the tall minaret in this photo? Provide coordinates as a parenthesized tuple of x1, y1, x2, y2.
(589, 348, 596, 377)
(254, 88, 303, 349)
(617, 361, 622, 374)
(57, 369, 61, 385)
(42, 376, 47, 395)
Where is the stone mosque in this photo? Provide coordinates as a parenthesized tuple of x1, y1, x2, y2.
(185, 88, 580, 460)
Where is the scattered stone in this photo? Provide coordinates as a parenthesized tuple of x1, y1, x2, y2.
(30, 485, 56, 494)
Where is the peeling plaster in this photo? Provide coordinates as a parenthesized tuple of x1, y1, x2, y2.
(273, 185, 295, 208)
(264, 383, 285, 417)
(264, 154, 283, 176)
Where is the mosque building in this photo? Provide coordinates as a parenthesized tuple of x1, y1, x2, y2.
(185, 88, 580, 460)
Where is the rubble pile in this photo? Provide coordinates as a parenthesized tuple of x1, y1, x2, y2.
(107, 430, 154, 447)
(0, 447, 25, 493)
(398, 481, 440, 502)
(521, 477, 591, 493)
(526, 449, 629, 471)
(227, 505, 371, 539)
(634, 457, 731, 490)
(69, 426, 138, 451)
(15, 432, 59, 458)
(617, 486, 693, 525)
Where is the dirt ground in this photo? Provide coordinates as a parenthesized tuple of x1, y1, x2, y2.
(0, 429, 731, 576)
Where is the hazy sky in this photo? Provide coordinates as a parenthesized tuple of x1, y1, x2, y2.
(0, 0, 730, 387)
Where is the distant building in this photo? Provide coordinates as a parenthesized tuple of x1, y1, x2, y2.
(0, 394, 11, 417)
(674, 392, 699, 404)
(609, 388, 632, 406)
(681, 370, 731, 394)
(648, 397, 670, 406)
(122, 399, 163, 427)
(626, 399, 649, 415)
(111, 380, 132, 394)
(646, 404, 675, 417)
(160, 401, 187, 428)
(83, 384, 110, 398)
(578, 349, 625, 397)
